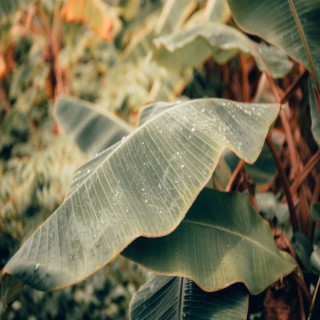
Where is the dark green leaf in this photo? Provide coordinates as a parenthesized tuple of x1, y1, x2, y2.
(228, 0, 320, 89)
(129, 276, 248, 320)
(124, 189, 296, 294)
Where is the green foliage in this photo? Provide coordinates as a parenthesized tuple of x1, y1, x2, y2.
(1, 0, 320, 319)
(152, 22, 292, 78)
(227, 0, 320, 89)
(3, 99, 278, 292)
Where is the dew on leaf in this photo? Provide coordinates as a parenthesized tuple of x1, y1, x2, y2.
(33, 264, 39, 273)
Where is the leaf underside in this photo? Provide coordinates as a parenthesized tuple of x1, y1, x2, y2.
(3, 99, 279, 291)
(129, 276, 249, 320)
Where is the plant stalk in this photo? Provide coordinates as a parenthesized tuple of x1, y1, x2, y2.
(266, 135, 299, 232)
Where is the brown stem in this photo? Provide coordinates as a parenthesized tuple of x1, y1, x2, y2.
(290, 150, 320, 194)
(265, 72, 300, 176)
(280, 69, 308, 104)
(240, 54, 250, 102)
(299, 184, 311, 239)
(225, 159, 245, 192)
(0, 82, 10, 113)
(266, 135, 299, 232)
(279, 108, 300, 176)
(211, 177, 224, 192)
(308, 276, 320, 320)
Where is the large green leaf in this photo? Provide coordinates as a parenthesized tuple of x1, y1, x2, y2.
(2, 99, 279, 291)
(129, 276, 248, 320)
(55, 96, 133, 156)
(152, 22, 292, 78)
(227, 0, 320, 89)
(124, 189, 296, 294)
(0, 0, 33, 21)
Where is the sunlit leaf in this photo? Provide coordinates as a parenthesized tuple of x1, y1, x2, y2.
(60, 0, 114, 41)
(129, 276, 249, 320)
(228, 0, 320, 90)
(124, 189, 295, 294)
(55, 96, 133, 156)
(153, 22, 292, 78)
(2, 99, 279, 291)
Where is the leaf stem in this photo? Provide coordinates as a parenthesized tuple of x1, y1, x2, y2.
(266, 135, 299, 232)
(265, 73, 300, 175)
(225, 159, 245, 192)
(290, 150, 320, 194)
(308, 276, 320, 320)
(280, 69, 308, 104)
(240, 54, 250, 102)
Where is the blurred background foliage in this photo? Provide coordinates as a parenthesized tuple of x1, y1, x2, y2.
(0, 0, 318, 319)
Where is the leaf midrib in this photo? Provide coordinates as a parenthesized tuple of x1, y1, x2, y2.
(183, 219, 280, 258)
(178, 277, 186, 320)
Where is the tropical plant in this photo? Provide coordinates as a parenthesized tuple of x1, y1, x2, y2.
(1, 0, 320, 319)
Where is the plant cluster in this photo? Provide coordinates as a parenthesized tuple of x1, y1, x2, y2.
(1, 0, 320, 319)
